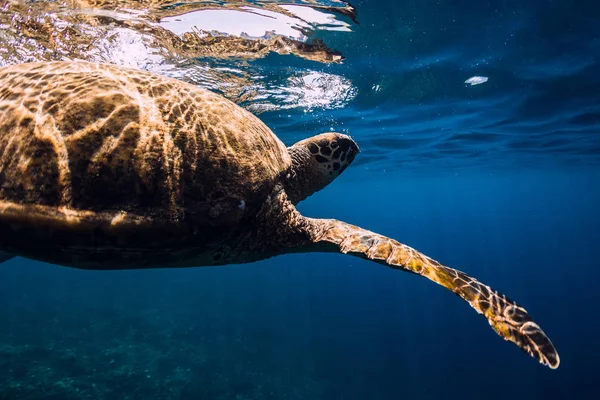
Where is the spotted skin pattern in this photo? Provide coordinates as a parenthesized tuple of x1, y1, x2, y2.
(0, 61, 558, 369)
(306, 133, 356, 175)
(285, 132, 359, 204)
(303, 217, 560, 369)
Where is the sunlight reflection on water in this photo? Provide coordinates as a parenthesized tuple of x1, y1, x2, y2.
(0, 0, 357, 113)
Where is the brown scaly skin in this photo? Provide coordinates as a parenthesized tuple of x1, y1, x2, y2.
(294, 218, 560, 369)
(0, 61, 558, 369)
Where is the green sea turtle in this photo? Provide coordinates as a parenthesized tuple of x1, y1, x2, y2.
(0, 61, 559, 369)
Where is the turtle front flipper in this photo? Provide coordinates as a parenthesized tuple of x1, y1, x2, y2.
(304, 218, 560, 369)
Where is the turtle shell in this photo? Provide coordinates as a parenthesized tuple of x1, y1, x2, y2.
(0, 61, 291, 257)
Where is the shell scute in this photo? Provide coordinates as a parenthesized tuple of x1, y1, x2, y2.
(0, 61, 291, 233)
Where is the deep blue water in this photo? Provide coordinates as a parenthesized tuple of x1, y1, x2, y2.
(263, 0, 600, 172)
(1, 0, 600, 399)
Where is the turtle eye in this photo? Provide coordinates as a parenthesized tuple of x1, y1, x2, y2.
(331, 140, 339, 149)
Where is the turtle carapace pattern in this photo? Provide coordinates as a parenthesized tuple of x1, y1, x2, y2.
(0, 61, 559, 369)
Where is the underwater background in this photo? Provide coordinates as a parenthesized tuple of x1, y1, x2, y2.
(0, 0, 599, 399)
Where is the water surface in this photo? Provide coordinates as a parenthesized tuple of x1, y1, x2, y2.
(0, 0, 599, 399)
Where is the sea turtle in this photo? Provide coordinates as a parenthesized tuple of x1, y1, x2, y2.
(0, 61, 559, 369)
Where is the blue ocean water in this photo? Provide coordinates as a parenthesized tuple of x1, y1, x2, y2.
(1, 0, 599, 399)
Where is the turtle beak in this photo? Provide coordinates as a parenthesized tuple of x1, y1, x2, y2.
(335, 135, 360, 174)
(350, 140, 360, 156)
(344, 136, 360, 162)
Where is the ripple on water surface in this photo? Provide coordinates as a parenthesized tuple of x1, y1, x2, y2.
(0, 0, 598, 172)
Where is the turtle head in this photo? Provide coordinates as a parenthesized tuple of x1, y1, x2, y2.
(284, 132, 359, 204)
